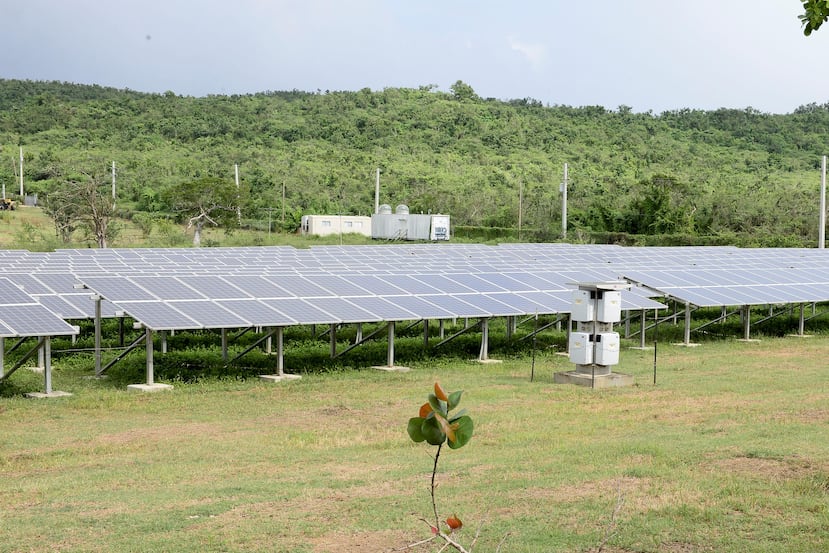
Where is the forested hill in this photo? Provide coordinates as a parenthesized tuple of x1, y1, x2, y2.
(1, 78, 828, 246)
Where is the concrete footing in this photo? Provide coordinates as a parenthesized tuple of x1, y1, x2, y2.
(787, 334, 813, 338)
(736, 339, 761, 343)
(259, 373, 302, 383)
(25, 390, 72, 399)
(672, 342, 701, 347)
(628, 346, 654, 351)
(554, 371, 634, 388)
(127, 383, 174, 393)
(477, 358, 502, 364)
(372, 365, 410, 372)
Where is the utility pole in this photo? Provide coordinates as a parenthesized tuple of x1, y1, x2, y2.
(281, 181, 286, 233)
(561, 162, 568, 239)
(518, 178, 523, 241)
(111, 160, 117, 206)
(820, 155, 826, 249)
(374, 168, 380, 214)
(234, 163, 241, 226)
(19, 147, 23, 198)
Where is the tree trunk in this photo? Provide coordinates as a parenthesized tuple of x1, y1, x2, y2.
(193, 220, 203, 247)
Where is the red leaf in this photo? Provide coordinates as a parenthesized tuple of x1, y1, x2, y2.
(446, 514, 463, 531)
(434, 382, 449, 402)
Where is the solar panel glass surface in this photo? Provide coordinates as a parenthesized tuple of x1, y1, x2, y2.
(168, 300, 251, 328)
(260, 298, 340, 325)
(81, 276, 157, 301)
(306, 297, 382, 323)
(214, 299, 296, 326)
(343, 296, 420, 321)
(0, 278, 39, 305)
(0, 304, 78, 336)
(35, 295, 87, 319)
(229, 276, 293, 298)
(181, 275, 252, 299)
(116, 301, 199, 330)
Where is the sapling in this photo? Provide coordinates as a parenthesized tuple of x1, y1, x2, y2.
(405, 382, 475, 552)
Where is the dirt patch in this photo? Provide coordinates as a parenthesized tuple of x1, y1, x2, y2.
(705, 455, 817, 481)
(512, 476, 709, 517)
(309, 529, 412, 553)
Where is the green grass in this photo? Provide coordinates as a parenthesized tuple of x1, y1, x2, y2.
(2, 335, 828, 552)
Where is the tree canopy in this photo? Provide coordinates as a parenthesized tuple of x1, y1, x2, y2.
(1, 78, 829, 247)
(800, 0, 829, 35)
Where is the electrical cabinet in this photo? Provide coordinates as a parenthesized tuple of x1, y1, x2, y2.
(568, 332, 593, 365)
(594, 332, 620, 365)
(571, 290, 594, 322)
(596, 291, 622, 323)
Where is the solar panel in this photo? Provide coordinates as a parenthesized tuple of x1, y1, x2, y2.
(417, 295, 491, 318)
(456, 294, 526, 316)
(446, 274, 509, 293)
(0, 304, 78, 336)
(5, 274, 54, 295)
(178, 275, 251, 299)
(341, 275, 408, 296)
(482, 293, 556, 315)
(269, 275, 335, 297)
(342, 296, 420, 321)
(27, 273, 80, 293)
(81, 276, 156, 301)
(35, 295, 87, 319)
(167, 300, 251, 328)
(131, 276, 206, 300)
(0, 277, 40, 304)
(229, 275, 293, 298)
(378, 275, 442, 294)
(215, 299, 296, 326)
(309, 275, 373, 297)
(117, 301, 199, 330)
(386, 295, 457, 319)
(260, 298, 340, 325)
(306, 297, 382, 323)
(62, 294, 120, 318)
(412, 274, 476, 294)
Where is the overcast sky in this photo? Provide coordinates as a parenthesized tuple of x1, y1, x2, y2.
(2, 0, 828, 114)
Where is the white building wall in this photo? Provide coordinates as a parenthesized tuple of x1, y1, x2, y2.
(300, 215, 372, 237)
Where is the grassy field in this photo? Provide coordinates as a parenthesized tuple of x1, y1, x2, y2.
(1, 334, 828, 552)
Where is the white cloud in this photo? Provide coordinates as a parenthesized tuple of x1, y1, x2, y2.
(508, 37, 547, 71)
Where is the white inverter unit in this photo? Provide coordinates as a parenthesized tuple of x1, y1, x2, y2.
(597, 290, 622, 322)
(594, 332, 620, 365)
(571, 290, 594, 322)
(568, 332, 593, 365)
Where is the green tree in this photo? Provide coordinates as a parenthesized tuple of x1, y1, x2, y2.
(43, 170, 117, 247)
(162, 177, 241, 247)
(800, 0, 829, 35)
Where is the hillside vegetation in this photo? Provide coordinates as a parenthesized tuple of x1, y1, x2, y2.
(1, 78, 828, 247)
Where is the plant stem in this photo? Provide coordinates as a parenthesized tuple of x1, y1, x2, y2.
(431, 442, 443, 529)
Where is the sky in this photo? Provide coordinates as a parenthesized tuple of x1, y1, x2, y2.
(2, 0, 829, 114)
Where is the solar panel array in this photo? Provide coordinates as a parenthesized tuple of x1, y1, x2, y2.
(0, 277, 78, 337)
(2, 243, 829, 334)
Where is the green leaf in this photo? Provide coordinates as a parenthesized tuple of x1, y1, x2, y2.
(421, 416, 447, 446)
(428, 393, 448, 416)
(447, 415, 473, 449)
(407, 417, 426, 442)
(448, 390, 463, 411)
(448, 408, 467, 422)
